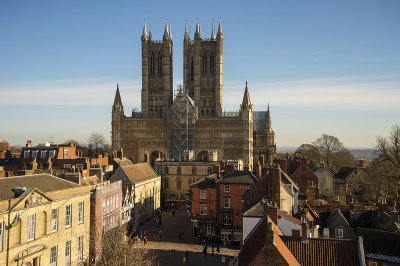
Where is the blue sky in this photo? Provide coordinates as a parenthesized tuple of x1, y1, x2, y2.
(0, 0, 399, 148)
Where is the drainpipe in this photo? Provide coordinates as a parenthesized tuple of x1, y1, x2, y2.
(6, 199, 11, 266)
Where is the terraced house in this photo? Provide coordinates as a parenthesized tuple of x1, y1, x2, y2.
(0, 174, 91, 265)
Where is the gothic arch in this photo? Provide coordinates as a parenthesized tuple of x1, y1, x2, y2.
(197, 150, 209, 161)
(150, 151, 164, 167)
(158, 53, 163, 75)
(202, 52, 207, 76)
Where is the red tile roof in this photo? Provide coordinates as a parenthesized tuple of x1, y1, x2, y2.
(281, 236, 360, 266)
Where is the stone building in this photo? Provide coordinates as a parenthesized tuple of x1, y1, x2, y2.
(111, 19, 276, 171)
(110, 163, 161, 227)
(0, 173, 91, 265)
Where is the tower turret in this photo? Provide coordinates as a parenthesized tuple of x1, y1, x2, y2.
(240, 81, 252, 111)
(169, 25, 172, 40)
(265, 103, 273, 134)
(194, 18, 201, 39)
(217, 17, 223, 39)
(211, 20, 216, 40)
(149, 25, 153, 41)
(163, 20, 169, 41)
(141, 19, 148, 41)
(112, 83, 124, 120)
(184, 23, 190, 42)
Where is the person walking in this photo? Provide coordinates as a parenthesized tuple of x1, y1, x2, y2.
(185, 250, 189, 263)
(159, 229, 162, 240)
(172, 208, 175, 217)
(203, 245, 207, 260)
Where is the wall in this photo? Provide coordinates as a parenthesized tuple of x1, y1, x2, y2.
(243, 217, 262, 241)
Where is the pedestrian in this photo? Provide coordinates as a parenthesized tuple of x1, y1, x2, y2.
(203, 246, 207, 260)
(217, 244, 220, 254)
(185, 250, 189, 263)
(211, 245, 215, 256)
(144, 236, 147, 245)
(172, 208, 175, 216)
(159, 229, 162, 240)
(159, 215, 162, 226)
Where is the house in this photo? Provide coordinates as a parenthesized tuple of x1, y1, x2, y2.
(190, 176, 218, 238)
(240, 215, 364, 265)
(314, 166, 336, 193)
(89, 180, 123, 263)
(109, 163, 161, 227)
(0, 173, 91, 265)
(358, 227, 400, 266)
(243, 165, 299, 216)
(317, 209, 357, 240)
(335, 167, 368, 195)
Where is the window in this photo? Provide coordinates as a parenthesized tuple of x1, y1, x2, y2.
(347, 182, 352, 189)
(149, 53, 155, 75)
(205, 222, 213, 236)
(65, 205, 71, 227)
(103, 202, 105, 213)
(107, 200, 110, 213)
(222, 212, 232, 225)
(49, 150, 55, 158)
(41, 150, 47, 158)
(335, 228, 343, 238)
(76, 164, 83, 168)
(291, 229, 300, 237)
(24, 150, 30, 158)
(27, 214, 36, 241)
(202, 53, 207, 75)
(210, 53, 215, 75)
(335, 186, 339, 194)
(368, 262, 377, 266)
(177, 167, 181, 175)
(176, 178, 181, 190)
(164, 178, 169, 189)
(50, 245, 57, 266)
(65, 240, 71, 266)
(32, 151, 38, 158)
(63, 150, 69, 158)
(224, 185, 230, 193)
(0, 222, 3, 251)
(200, 203, 207, 216)
(158, 53, 162, 75)
(192, 167, 196, 175)
(51, 208, 58, 232)
(78, 236, 83, 261)
(78, 201, 84, 224)
(200, 189, 206, 200)
(63, 164, 71, 168)
(224, 197, 230, 209)
(164, 166, 169, 174)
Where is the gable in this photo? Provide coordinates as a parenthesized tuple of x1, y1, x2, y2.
(11, 188, 52, 211)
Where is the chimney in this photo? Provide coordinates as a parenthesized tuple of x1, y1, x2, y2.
(332, 196, 340, 211)
(264, 201, 278, 225)
(346, 191, 353, 207)
(265, 219, 274, 245)
(378, 198, 389, 214)
(306, 181, 315, 208)
(26, 140, 32, 147)
(117, 148, 123, 160)
(301, 215, 308, 241)
(390, 203, 399, 223)
(256, 162, 262, 178)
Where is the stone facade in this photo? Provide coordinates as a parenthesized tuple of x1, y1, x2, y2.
(0, 174, 91, 265)
(111, 19, 276, 171)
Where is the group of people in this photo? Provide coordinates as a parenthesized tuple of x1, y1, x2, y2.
(202, 242, 220, 260)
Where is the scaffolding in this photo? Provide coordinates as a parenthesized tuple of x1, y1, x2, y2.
(167, 86, 198, 161)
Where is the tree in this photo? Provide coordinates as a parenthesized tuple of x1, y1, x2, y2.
(295, 134, 355, 170)
(87, 133, 108, 157)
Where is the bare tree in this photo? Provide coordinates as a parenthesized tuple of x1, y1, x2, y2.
(296, 134, 355, 170)
(87, 133, 108, 157)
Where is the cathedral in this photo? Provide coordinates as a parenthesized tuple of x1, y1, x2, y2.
(112, 19, 276, 170)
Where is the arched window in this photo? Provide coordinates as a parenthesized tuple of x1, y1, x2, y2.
(150, 53, 155, 75)
(202, 52, 207, 76)
(177, 167, 181, 175)
(164, 166, 169, 174)
(208, 167, 212, 175)
(192, 167, 196, 175)
(201, 110, 204, 117)
(149, 109, 153, 117)
(158, 53, 163, 75)
(210, 52, 215, 75)
(206, 110, 210, 117)
(164, 178, 169, 189)
(159, 108, 163, 117)
(190, 61, 194, 81)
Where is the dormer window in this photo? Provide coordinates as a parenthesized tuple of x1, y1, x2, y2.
(24, 151, 30, 158)
(32, 151, 38, 158)
(41, 150, 47, 158)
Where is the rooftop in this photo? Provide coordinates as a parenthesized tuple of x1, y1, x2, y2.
(217, 171, 257, 184)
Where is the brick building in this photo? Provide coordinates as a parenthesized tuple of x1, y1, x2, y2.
(190, 171, 257, 244)
(90, 180, 122, 263)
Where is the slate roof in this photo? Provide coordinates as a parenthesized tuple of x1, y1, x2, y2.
(336, 167, 355, 180)
(281, 236, 360, 266)
(354, 209, 400, 232)
(242, 199, 264, 217)
(253, 111, 267, 132)
(119, 163, 159, 184)
(0, 173, 80, 201)
(190, 177, 218, 189)
(358, 227, 400, 262)
(217, 171, 257, 184)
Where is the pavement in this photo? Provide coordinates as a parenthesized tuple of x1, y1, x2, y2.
(135, 209, 239, 266)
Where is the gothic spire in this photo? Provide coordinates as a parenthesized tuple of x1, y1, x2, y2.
(163, 19, 169, 41)
(141, 19, 148, 41)
(148, 25, 153, 41)
(265, 103, 273, 133)
(211, 20, 216, 40)
(217, 17, 223, 38)
(194, 18, 201, 39)
(113, 83, 123, 108)
(241, 81, 252, 109)
(184, 23, 190, 42)
(169, 24, 172, 40)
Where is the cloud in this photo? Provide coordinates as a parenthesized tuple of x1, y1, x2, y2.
(1, 75, 400, 113)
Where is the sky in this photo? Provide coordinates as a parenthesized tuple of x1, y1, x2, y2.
(0, 0, 399, 148)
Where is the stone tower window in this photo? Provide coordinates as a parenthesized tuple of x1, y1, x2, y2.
(210, 52, 215, 76)
(190, 61, 194, 81)
(164, 166, 169, 174)
(150, 53, 155, 75)
(177, 167, 181, 175)
(202, 52, 207, 76)
(158, 53, 163, 75)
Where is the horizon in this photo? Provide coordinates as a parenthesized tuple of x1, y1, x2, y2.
(1, 1, 399, 148)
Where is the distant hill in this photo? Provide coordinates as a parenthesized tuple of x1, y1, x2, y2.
(277, 147, 377, 161)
